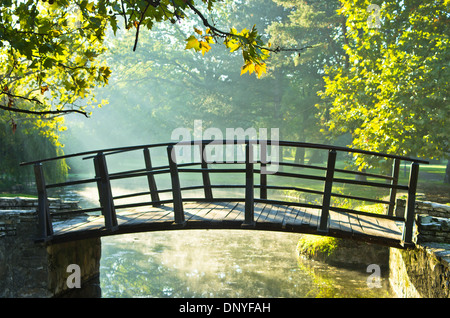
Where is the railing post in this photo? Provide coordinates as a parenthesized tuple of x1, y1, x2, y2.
(93, 152, 118, 231)
(34, 163, 53, 240)
(143, 147, 160, 206)
(200, 142, 213, 200)
(387, 158, 401, 216)
(260, 141, 268, 200)
(167, 145, 185, 226)
(318, 149, 337, 233)
(402, 162, 419, 245)
(242, 141, 255, 227)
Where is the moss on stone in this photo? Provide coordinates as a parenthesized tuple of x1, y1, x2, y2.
(297, 235, 340, 258)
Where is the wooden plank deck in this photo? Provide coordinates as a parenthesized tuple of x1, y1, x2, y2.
(50, 201, 406, 248)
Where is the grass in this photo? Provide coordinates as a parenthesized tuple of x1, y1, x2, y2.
(297, 235, 340, 257)
(0, 192, 37, 198)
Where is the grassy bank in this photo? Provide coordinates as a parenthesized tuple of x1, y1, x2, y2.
(296, 162, 449, 263)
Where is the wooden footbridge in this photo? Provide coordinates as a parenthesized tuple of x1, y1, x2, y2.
(21, 140, 428, 249)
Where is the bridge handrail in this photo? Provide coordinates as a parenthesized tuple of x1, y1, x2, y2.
(20, 139, 429, 166)
(22, 139, 427, 245)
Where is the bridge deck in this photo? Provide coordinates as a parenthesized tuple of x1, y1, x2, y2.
(51, 202, 406, 248)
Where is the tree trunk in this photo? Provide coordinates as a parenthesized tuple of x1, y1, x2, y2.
(355, 169, 367, 182)
(295, 147, 305, 164)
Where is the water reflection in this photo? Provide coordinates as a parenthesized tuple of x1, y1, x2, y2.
(100, 230, 392, 298)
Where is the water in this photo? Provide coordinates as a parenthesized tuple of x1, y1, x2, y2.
(99, 230, 393, 298)
(55, 185, 393, 298)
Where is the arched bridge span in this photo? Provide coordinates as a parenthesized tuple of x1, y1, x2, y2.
(20, 140, 428, 248)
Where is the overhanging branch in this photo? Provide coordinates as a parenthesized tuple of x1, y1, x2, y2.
(0, 104, 89, 117)
(185, 1, 315, 54)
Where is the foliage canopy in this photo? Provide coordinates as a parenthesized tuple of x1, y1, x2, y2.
(320, 0, 449, 168)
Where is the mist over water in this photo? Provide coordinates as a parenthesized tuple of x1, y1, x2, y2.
(99, 230, 393, 298)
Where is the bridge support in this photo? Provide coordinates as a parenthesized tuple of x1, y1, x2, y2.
(242, 142, 255, 228)
(402, 162, 419, 245)
(318, 149, 336, 233)
(93, 152, 118, 231)
(200, 142, 213, 200)
(167, 145, 186, 226)
(387, 159, 401, 216)
(0, 208, 101, 297)
(143, 148, 161, 206)
(34, 163, 53, 241)
(260, 142, 268, 200)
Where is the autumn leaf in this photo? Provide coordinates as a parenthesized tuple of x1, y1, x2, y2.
(40, 85, 49, 94)
(227, 39, 240, 52)
(241, 61, 266, 78)
(254, 63, 267, 79)
(185, 35, 200, 50)
(85, 2, 95, 12)
(199, 41, 211, 56)
(240, 62, 251, 75)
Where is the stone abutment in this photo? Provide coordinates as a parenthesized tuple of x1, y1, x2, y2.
(0, 197, 101, 297)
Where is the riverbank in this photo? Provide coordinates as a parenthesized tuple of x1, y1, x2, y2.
(297, 236, 389, 271)
(296, 199, 450, 298)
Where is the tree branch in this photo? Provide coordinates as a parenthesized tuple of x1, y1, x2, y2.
(185, 1, 315, 54)
(121, 0, 128, 29)
(0, 104, 89, 117)
(185, 1, 230, 39)
(133, 1, 160, 51)
(1, 91, 43, 106)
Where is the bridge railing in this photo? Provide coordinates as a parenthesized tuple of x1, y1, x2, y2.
(21, 140, 428, 244)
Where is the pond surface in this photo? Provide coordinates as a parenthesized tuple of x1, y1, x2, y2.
(100, 230, 393, 298)
(55, 185, 394, 298)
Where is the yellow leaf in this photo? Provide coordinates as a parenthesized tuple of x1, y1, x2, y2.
(194, 27, 203, 35)
(199, 41, 211, 56)
(240, 63, 250, 75)
(227, 40, 240, 52)
(204, 36, 214, 44)
(185, 35, 200, 50)
(240, 28, 249, 35)
(50, 30, 61, 37)
(205, 28, 211, 34)
(255, 63, 267, 79)
(248, 63, 255, 75)
(86, 2, 94, 12)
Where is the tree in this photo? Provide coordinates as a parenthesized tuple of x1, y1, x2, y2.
(0, 0, 111, 147)
(320, 0, 450, 176)
(62, 0, 290, 147)
(64, 0, 338, 161)
(0, 116, 68, 190)
(1, 0, 317, 155)
(1, 0, 309, 119)
(265, 0, 347, 162)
